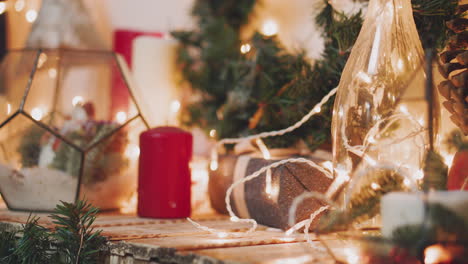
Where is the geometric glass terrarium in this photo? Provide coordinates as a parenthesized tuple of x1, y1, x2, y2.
(0, 49, 148, 211)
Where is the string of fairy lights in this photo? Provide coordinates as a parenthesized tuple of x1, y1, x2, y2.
(0, 0, 38, 23)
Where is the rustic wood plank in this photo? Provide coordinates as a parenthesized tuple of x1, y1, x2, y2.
(125, 231, 306, 251)
(0, 207, 342, 264)
(100, 220, 266, 240)
(190, 242, 336, 264)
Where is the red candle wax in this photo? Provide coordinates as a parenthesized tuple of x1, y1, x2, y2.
(138, 127, 192, 218)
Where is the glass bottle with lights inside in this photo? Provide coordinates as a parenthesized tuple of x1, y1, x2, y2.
(329, 0, 440, 215)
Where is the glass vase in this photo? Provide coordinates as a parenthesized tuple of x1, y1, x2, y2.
(330, 0, 440, 207)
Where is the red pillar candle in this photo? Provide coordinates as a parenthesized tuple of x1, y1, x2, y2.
(138, 127, 193, 218)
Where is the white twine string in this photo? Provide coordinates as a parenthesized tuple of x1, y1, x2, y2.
(286, 191, 337, 251)
(224, 158, 333, 233)
(304, 206, 329, 251)
(217, 87, 338, 146)
(189, 84, 427, 241)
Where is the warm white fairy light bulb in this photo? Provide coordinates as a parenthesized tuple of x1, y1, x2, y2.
(261, 19, 278, 36)
(37, 53, 47, 68)
(125, 144, 140, 160)
(72, 96, 84, 106)
(441, 152, 454, 167)
(6, 103, 11, 115)
(25, 9, 37, 23)
(115, 111, 127, 124)
(170, 100, 181, 114)
(404, 178, 411, 187)
(217, 232, 228, 238)
(0, 2, 6, 15)
(371, 182, 381, 190)
(356, 71, 372, 84)
(210, 160, 218, 171)
(399, 105, 409, 115)
(344, 247, 361, 264)
(209, 129, 216, 138)
(48, 68, 57, 78)
(240, 43, 251, 54)
(15, 0, 25, 12)
(31, 107, 44, 121)
(415, 169, 424, 180)
(321, 161, 333, 172)
(256, 138, 271, 160)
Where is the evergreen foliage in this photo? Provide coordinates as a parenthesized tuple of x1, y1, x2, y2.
(391, 202, 468, 256)
(0, 200, 106, 264)
(317, 169, 405, 233)
(172, 0, 459, 150)
(422, 150, 448, 191)
(173, 0, 362, 149)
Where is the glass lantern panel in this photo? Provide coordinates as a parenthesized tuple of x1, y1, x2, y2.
(0, 50, 40, 126)
(79, 116, 146, 210)
(0, 114, 79, 211)
(23, 49, 140, 150)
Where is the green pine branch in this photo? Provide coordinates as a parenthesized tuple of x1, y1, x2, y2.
(0, 200, 106, 264)
(317, 169, 405, 233)
(422, 150, 448, 191)
(172, 0, 459, 150)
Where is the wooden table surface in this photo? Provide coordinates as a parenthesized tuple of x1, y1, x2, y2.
(0, 204, 345, 264)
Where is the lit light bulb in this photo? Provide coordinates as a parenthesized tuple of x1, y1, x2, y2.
(261, 19, 278, 36)
(0, 2, 6, 15)
(170, 100, 181, 114)
(209, 129, 216, 138)
(48, 68, 57, 78)
(210, 160, 218, 171)
(15, 0, 25, 12)
(6, 103, 11, 115)
(396, 58, 404, 72)
(321, 161, 333, 172)
(415, 169, 424, 180)
(417, 117, 425, 126)
(240, 43, 251, 54)
(115, 111, 127, 124)
(356, 71, 372, 84)
(37, 53, 47, 68)
(217, 232, 228, 238)
(25, 9, 37, 23)
(72, 96, 84, 106)
(344, 247, 360, 264)
(125, 144, 140, 160)
(335, 168, 350, 184)
(404, 178, 411, 187)
(399, 105, 409, 115)
(256, 138, 271, 160)
(441, 152, 454, 167)
(31, 107, 44, 121)
(371, 182, 381, 190)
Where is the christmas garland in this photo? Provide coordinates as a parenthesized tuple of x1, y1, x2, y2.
(172, 0, 459, 150)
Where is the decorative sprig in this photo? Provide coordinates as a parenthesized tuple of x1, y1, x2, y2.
(50, 200, 106, 264)
(0, 200, 106, 264)
(422, 151, 448, 191)
(317, 169, 404, 233)
(391, 203, 468, 257)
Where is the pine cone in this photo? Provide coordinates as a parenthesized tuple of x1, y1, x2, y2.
(438, 11, 468, 135)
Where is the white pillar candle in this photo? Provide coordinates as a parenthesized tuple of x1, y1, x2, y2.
(381, 191, 468, 237)
(131, 36, 178, 127)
